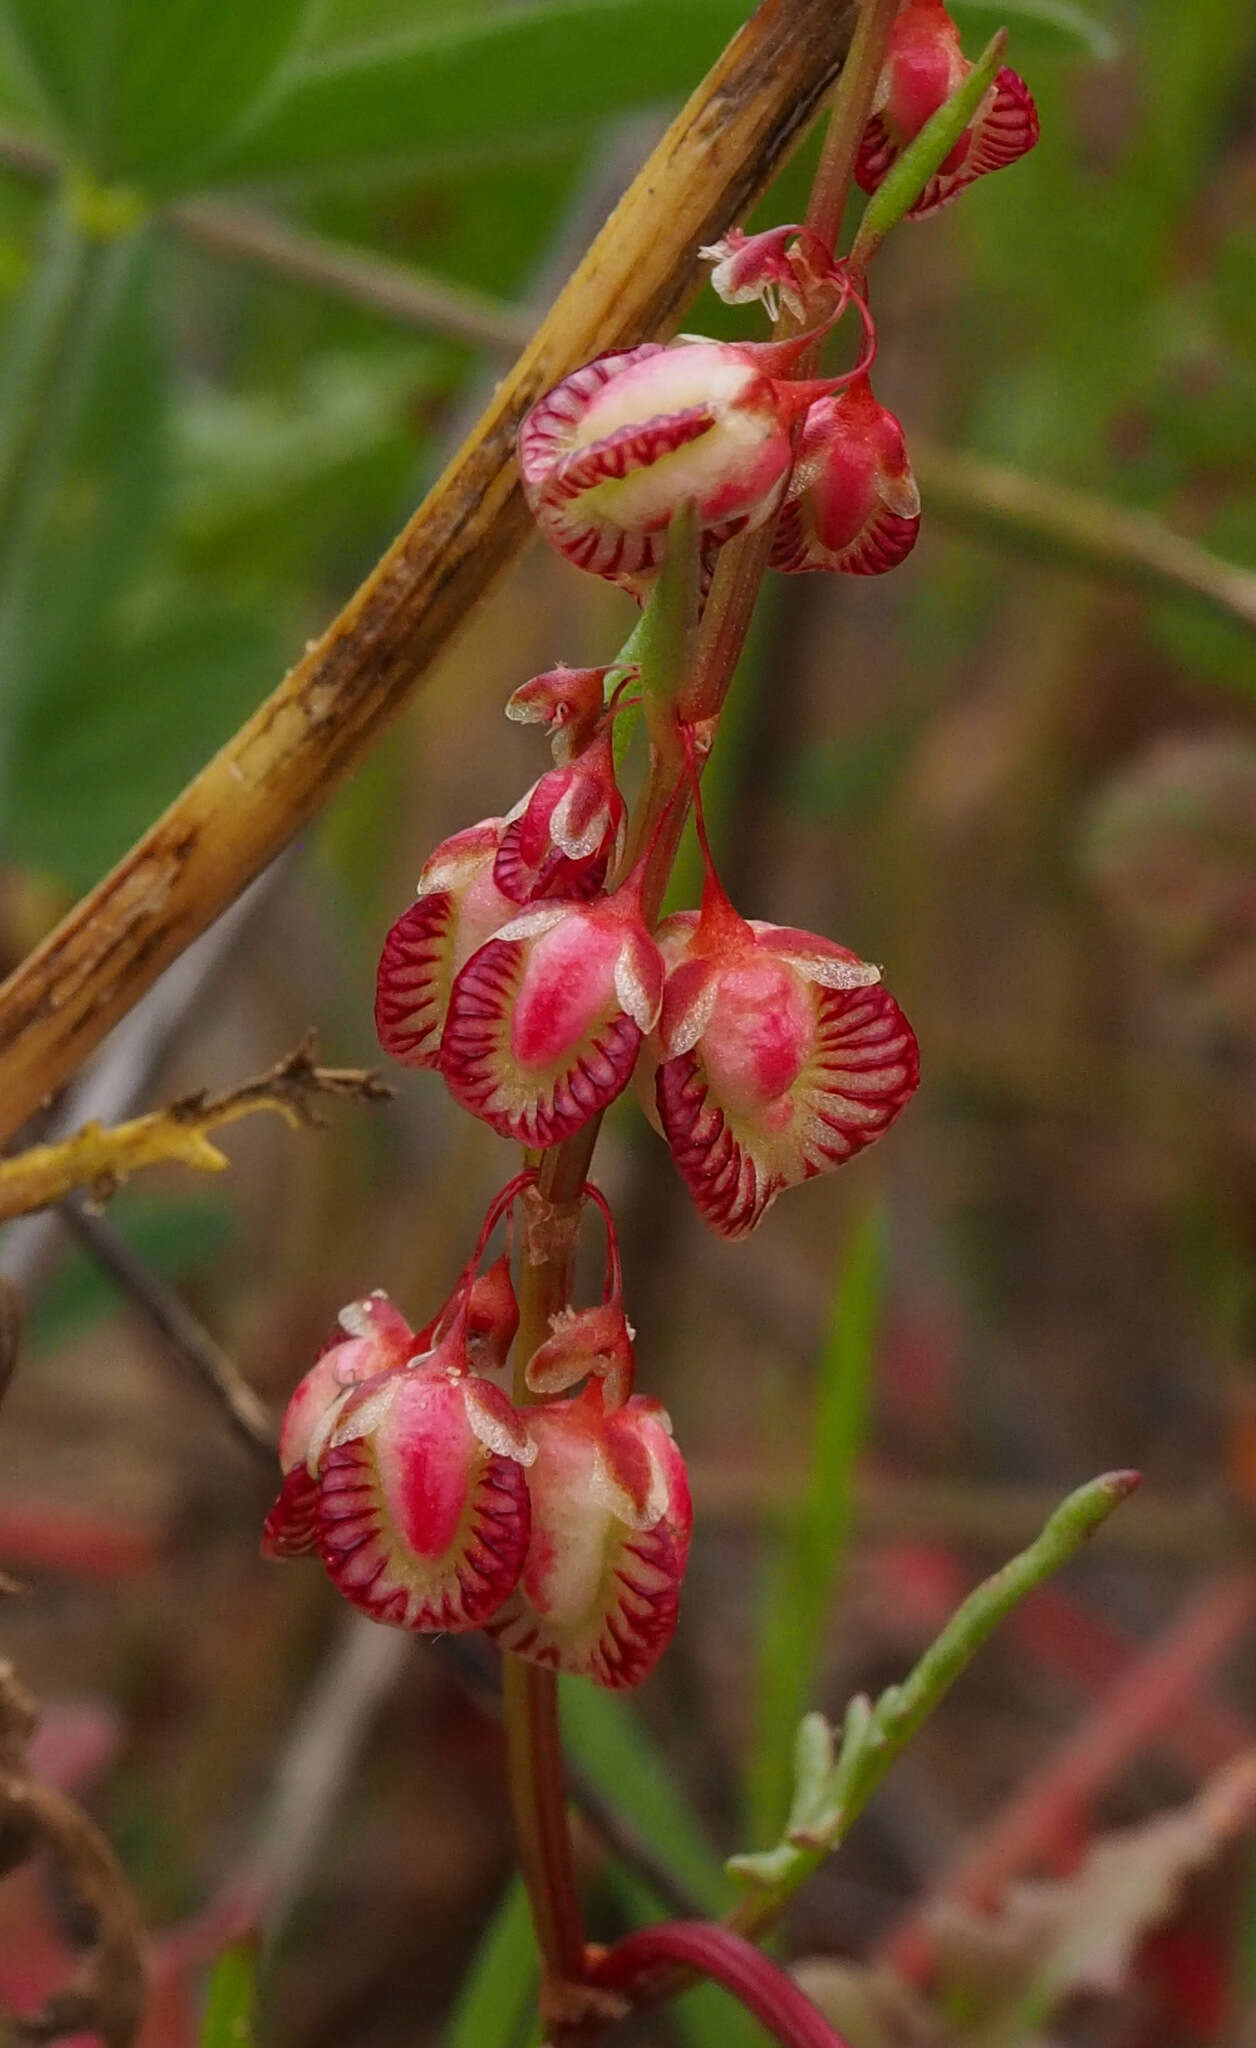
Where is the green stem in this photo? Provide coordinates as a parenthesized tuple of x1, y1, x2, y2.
(848, 29, 1007, 275)
(727, 1470, 1140, 1936)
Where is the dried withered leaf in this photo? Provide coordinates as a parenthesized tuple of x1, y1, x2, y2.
(791, 1958, 945, 2048)
(927, 1750, 1256, 2026)
(0, 1662, 147, 2048)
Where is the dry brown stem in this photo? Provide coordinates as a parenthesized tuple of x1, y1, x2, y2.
(0, 1663, 147, 2048)
(0, 0, 858, 1146)
(0, 1031, 389, 1221)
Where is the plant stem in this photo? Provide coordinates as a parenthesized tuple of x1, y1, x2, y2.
(593, 1922, 851, 2048)
(803, 0, 903, 254)
(499, 4, 905, 2025)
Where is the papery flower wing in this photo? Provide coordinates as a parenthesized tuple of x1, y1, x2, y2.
(262, 1466, 320, 1559)
(486, 1396, 691, 1690)
(263, 1290, 417, 1557)
(317, 1368, 532, 1633)
(493, 742, 625, 906)
(440, 904, 661, 1147)
(771, 387, 920, 578)
(657, 978, 919, 1239)
(375, 821, 513, 1069)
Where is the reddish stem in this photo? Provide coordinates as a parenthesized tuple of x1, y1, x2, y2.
(592, 1922, 851, 2048)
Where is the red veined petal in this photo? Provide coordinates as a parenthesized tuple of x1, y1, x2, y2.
(440, 905, 659, 1146)
(485, 1394, 691, 1691)
(657, 980, 919, 1239)
(261, 1466, 320, 1558)
(317, 1370, 531, 1633)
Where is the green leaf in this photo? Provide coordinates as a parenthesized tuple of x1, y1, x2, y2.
(2, 591, 280, 888)
(443, 1876, 537, 2048)
(201, 1944, 257, 2048)
(746, 1204, 884, 1848)
(726, 1472, 1138, 1916)
(0, 0, 311, 190)
(559, 1682, 766, 2048)
(0, 202, 168, 807)
(558, 1676, 727, 1913)
(205, 0, 751, 190)
(951, 0, 1119, 61)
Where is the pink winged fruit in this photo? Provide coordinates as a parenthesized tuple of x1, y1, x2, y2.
(262, 1289, 415, 1559)
(375, 819, 517, 1070)
(488, 1378, 691, 1690)
(439, 865, 664, 1146)
(640, 788, 919, 1239)
(314, 1300, 535, 1634)
(856, 0, 1039, 217)
(772, 374, 920, 577)
(493, 722, 627, 906)
(518, 326, 861, 598)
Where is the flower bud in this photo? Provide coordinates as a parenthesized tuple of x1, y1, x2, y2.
(494, 727, 627, 906)
(519, 339, 812, 597)
(505, 664, 624, 764)
(641, 882, 919, 1239)
(439, 876, 664, 1147)
(771, 376, 920, 577)
(262, 1291, 416, 1558)
(526, 1300, 636, 1411)
(486, 1384, 691, 1690)
(856, 0, 1039, 217)
(375, 819, 517, 1070)
(415, 1252, 520, 1379)
(316, 1310, 535, 1633)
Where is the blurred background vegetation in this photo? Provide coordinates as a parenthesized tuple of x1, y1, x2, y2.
(1, 1, 1255, 2044)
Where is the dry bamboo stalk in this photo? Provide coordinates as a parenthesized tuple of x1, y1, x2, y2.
(0, 0, 857, 1145)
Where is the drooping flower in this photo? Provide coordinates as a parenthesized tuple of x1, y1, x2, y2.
(314, 1303, 536, 1634)
(771, 375, 920, 576)
(486, 1381, 691, 1690)
(413, 1252, 520, 1380)
(375, 820, 518, 1070)
(518, 332, 852, 598)
(639, 772, 919, 1238)
(505, 663, 628, 764)
(855, 0, 1039, 217)
(699, 223, 842, 326)
(262, 1290, 415, 1559)
(439, 868, 664, 1147)
(525, 1184, 636, 1410)
(493, 724, 627, 906)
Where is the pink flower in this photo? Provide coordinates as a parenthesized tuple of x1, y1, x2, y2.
(375, 820, 517, 1070)
(856, 0, 1039, 217)
(439, 871, 664, 1147)
(699, 224, 842, 325)
(314, 1305, 535, 1634)
(771, 375, 920, 576)
(261, 1291, 417, 1558)
(486, 1382, 691, 1690)
(518, 337, 831, 598)
(640, 839, 919, 1239)
(493, 725, 627, 906)
(505, 663, 627, 764)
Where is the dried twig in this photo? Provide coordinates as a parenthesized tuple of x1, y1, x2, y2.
(0, 0, 858, 1146)
(0, 1032, 390, 1221)
(58, 1200, 276, 1456)
(0, 1663, 147, 2048)
(911, 435, 1256, 634)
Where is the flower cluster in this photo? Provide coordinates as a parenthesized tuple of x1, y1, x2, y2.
(264, 1177, 691, 1690)
(266, 0, 1035, 1689)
